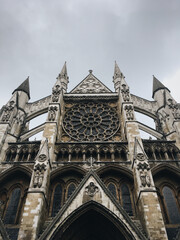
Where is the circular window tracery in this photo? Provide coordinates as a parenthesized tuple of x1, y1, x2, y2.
(63, 102, 119, 141)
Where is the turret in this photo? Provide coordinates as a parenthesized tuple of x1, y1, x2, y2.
(12, 77, 30, 109)
(152, 75, 170, 108)
(152, 76, 180, 146)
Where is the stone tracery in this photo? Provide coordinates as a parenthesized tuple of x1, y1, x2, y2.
(63, 102, 120, 141)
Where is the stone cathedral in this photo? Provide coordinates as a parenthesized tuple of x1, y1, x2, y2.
(0, 62, 180, 240)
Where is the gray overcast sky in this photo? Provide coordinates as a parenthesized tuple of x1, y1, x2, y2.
(0, 0, 180, 109)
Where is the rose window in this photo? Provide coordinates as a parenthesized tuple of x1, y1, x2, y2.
(63, 103, 119, 141)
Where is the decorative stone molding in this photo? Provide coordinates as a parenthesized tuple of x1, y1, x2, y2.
(71, 73, 111, 94)
(33, 163, 46, 188)
(135, 152, 152, 188)
(124, 105, 134, 120)
(85, 182, 99, 197)
(137, 162, 150, 171)
(121, 84, 130, 102)
(0, 101, 15, 123)
(38, 154, 47, 162)
(52, 85, 61, 102)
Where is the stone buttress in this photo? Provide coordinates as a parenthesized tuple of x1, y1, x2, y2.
(18, 63, 68, 240)
(113, 62, 168, 240)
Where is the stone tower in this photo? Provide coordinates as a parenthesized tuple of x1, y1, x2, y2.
(0, 63, 180, 240)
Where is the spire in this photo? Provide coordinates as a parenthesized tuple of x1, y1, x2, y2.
(113, 61, 124, 79)
(152, 75, 170, 98)
(12, 76, 30, 99)
(58, 62, 68, 79)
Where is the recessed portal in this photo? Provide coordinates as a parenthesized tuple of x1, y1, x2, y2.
(53, 209, 127, 240)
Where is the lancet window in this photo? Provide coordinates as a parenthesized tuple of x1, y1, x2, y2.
(4, 187, 21, 224)
(50, 181, 77, 217)
(161, 186, 180, 224)
(51, 184, 63, 217)
(106, 181, 134, 216)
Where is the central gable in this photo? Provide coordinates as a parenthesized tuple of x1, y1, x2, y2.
(39, 171, 146, 240)
(70, 71, 112, 94)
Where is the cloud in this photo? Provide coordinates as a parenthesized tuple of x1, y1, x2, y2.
(163, 68, 180, 102)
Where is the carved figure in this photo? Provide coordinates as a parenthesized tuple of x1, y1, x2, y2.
(33, 163, 46, 188)
(85, 182, 99, 197)
(121, 84, 130, 102)
(140, 171, 151, 187)
(48, 106, 57, 121)
(52, 85, 61, 102)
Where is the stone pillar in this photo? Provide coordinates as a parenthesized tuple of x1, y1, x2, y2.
(18, 139, 51, 240)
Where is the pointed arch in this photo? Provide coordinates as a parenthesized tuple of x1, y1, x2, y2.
(50, 166, 86, 181)
(0, 165, 32, 182)
(97, 164, 133, 180)
(41, 201, 144, 240)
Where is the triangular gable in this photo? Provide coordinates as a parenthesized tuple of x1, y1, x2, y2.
(39, 171, 147, 240)
(70, 72, 112, 94)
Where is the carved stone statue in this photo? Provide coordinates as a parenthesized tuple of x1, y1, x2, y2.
(140, 171, 151, 187)
(85, 182, 99, 197)
(48, 106, 57, 121)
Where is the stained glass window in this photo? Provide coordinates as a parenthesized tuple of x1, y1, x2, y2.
(108, 183, 117, 199)
(121, 184, 133, 216)
(63, 102, 119, 141)
(163, 186, 180, 224)
(51, 184, 62, 217)
(67, 183, 76, 199)
(4, 188, 21, 224)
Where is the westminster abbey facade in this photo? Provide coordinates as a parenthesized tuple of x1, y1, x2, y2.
(0, 62, 180, 240)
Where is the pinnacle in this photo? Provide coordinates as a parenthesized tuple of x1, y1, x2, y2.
(152, 75, 170, 98)
(58, 62, 68, 79)
(114, 61, 124, 79)
(12, 76, 30, 99)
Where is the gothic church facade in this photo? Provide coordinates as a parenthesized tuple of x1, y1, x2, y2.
(0, 62, 180, 240)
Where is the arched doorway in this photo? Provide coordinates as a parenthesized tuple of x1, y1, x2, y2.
(52, 203, 135, 240)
